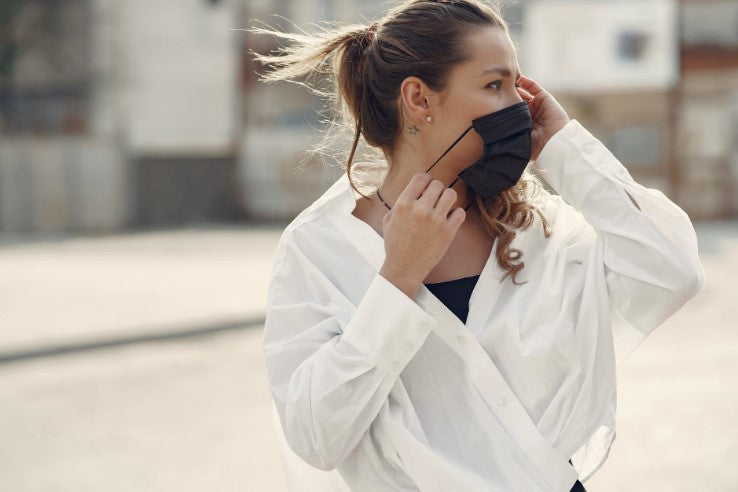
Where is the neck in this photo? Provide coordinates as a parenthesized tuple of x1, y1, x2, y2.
(379, 140, 472, 211)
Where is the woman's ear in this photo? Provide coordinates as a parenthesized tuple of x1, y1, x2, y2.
(400, 76, 432, 124)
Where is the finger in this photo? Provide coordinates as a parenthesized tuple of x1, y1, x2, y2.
(518, 74, 545, 96)
(417, 179, 445, 208)
(526, 90, 547, 115)
(517, 86, 533, 102)
(382, 208, 393, 225)
(518, 85, 545, 116)
(434, 186, 457, 216)
(446, 207, 466, 230)
(396, 173, 432, 205)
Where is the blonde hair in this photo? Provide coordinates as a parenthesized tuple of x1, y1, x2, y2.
(250, 0, 551, 284)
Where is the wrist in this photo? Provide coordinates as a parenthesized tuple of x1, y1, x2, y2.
(379, 263, 421, 299)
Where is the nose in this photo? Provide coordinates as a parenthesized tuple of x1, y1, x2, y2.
(498, 96, 524, 114)
(510, 88, 524, 105)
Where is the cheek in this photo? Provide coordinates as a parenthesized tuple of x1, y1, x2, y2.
(453, 131, 485, 169)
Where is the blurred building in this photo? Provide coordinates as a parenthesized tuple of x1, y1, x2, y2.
(0, 0, 243, 232)
(677, 0, 738, 219)
(1, 0, 736, 232)
(518, 0, 738, 220)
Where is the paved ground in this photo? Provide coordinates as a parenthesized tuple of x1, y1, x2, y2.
(1, 220, 736, 491)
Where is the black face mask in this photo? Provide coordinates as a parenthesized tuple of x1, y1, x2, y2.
(425, 101, 533, 199)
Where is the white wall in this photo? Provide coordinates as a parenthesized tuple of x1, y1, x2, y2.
(119, 0, 239, 154)
(523, 0, 678, 93)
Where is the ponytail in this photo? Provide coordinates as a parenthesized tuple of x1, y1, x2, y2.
(250, 20, 379, 198)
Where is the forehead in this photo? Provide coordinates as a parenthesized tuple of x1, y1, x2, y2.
(451, 26, 519, 80)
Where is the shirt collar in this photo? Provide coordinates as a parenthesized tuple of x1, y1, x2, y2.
(309, 172, 362, 218)
(316, 170, 538, 263)
(313, 170, 542, 331)
(318, 172, 512, 341)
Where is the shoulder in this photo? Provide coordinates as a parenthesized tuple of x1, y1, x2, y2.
(273, 213, 330, 265)
(271, 205, 353, 283)
(528, 183, 596, 254)
(267, 217, 332, 304)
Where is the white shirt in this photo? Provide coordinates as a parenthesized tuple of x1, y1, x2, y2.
(261, 119, 704, 491)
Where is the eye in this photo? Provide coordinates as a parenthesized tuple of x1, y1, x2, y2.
(487, 79, 522, 91)
(487, 80, 503, 90)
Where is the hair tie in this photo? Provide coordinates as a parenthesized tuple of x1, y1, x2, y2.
(364, 21, 379, 46)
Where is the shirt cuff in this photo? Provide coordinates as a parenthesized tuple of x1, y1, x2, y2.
(532, 119, 634, 210)
(341, 272, 439, 372)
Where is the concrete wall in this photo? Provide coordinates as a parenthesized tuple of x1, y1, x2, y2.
(0, 0, 244, 232)
(0, 138, 130, 232)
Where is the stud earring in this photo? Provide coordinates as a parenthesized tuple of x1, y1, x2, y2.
(426, 116, 432, 122)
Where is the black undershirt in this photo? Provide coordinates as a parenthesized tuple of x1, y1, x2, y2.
(423, 274, 481, 324)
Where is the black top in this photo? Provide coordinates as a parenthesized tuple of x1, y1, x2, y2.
(423, 274, 481, 324)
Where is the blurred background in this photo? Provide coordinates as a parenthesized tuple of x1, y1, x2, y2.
(1, 0, 736, 490)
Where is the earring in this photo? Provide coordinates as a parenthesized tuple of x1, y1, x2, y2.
(426, 116, 432, 122)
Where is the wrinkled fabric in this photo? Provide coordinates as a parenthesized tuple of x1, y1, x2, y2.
(262, 119, 704, 491)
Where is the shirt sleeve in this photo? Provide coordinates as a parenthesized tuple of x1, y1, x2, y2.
(531, 119, 704, 365)
(262, 231, 439, 471)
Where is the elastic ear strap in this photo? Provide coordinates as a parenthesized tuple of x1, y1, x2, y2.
(424, 124, 474, 174)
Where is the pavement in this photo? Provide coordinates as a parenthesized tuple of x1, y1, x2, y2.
(0, 220, 736, 491)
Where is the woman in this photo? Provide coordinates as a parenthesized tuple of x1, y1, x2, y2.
(255, 1, 704, 490)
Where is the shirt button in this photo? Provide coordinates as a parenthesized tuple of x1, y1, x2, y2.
(456, 335, 466, 344)
(497, 396, 507, 407)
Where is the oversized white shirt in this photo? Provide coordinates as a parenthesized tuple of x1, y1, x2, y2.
(261, 119, 704, 491)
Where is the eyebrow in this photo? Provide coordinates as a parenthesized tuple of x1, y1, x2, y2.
(479, 67, 521, 81)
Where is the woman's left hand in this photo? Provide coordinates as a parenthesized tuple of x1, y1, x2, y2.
(517, 74, 570, 161)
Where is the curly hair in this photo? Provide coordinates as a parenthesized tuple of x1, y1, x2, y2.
(250, 0, 551, 284)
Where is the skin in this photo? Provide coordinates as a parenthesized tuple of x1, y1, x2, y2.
(352, 25, 571, 299)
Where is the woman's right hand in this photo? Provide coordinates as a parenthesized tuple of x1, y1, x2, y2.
(379, 173, 467, 298)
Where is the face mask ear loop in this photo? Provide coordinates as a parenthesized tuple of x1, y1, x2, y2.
(424, 124, 474, 176)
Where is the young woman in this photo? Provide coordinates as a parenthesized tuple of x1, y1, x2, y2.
(255, 1, 704, 490)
